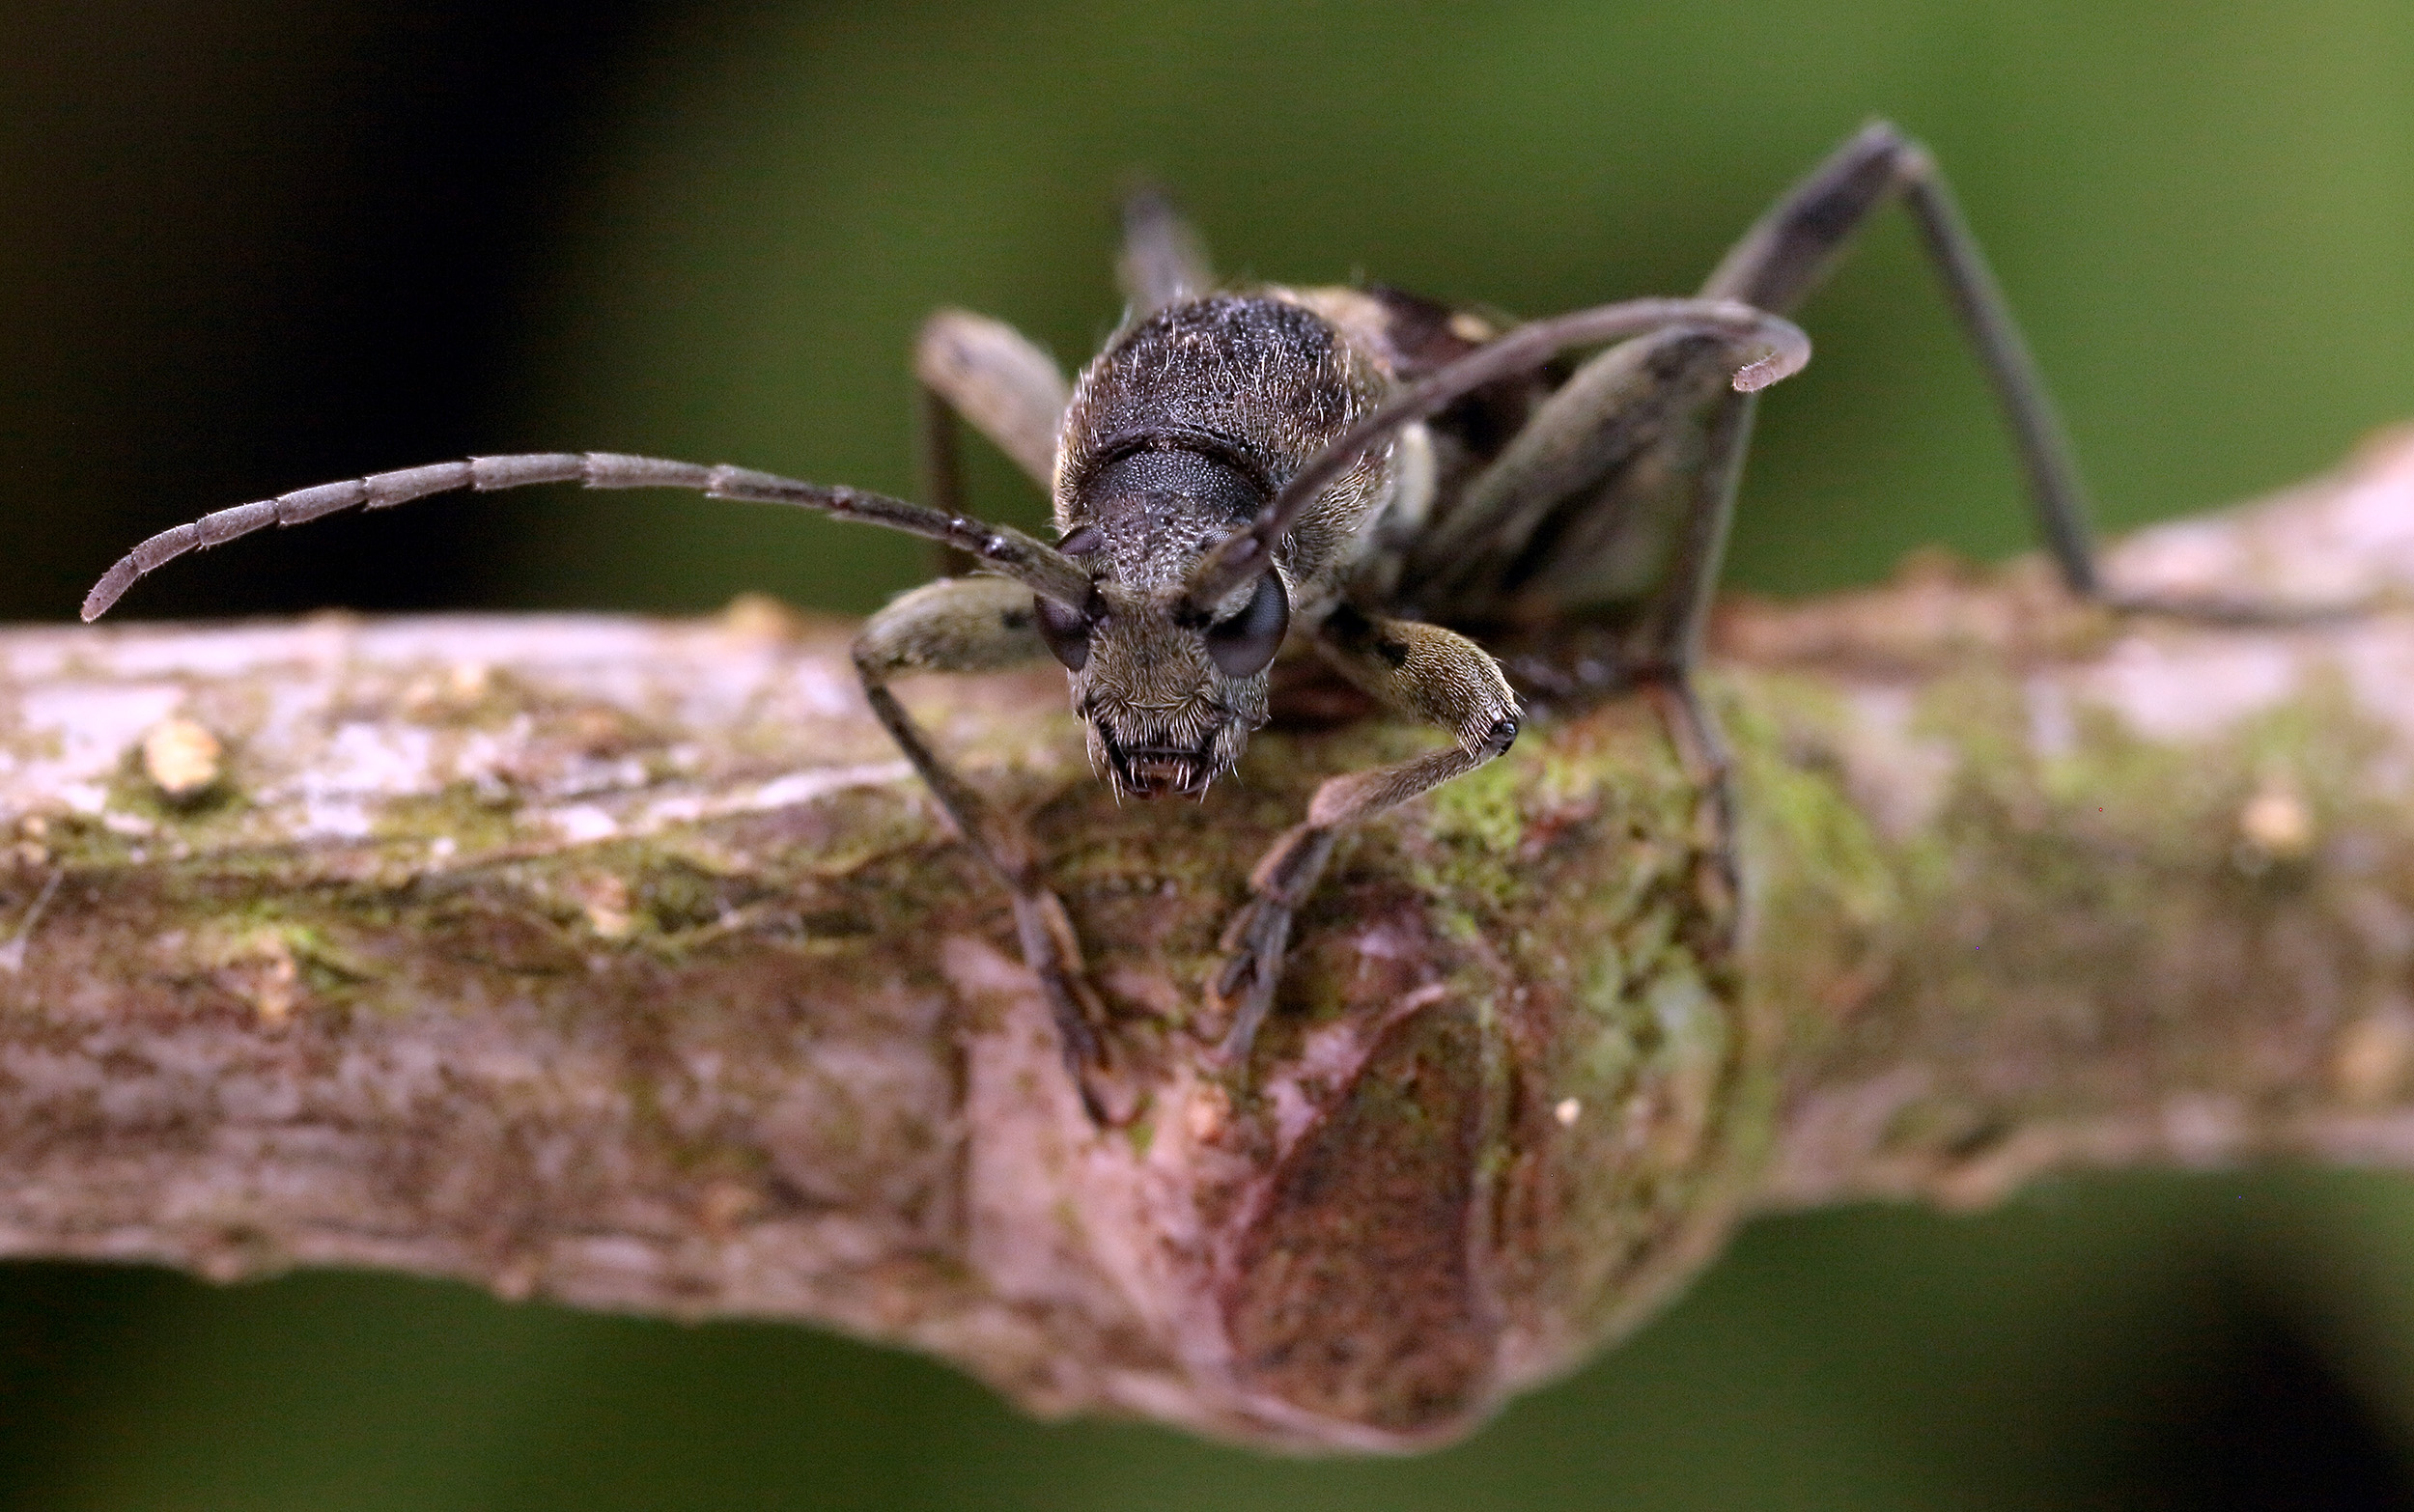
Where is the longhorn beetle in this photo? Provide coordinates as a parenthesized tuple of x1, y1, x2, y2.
(84, 123, 2252, 1119)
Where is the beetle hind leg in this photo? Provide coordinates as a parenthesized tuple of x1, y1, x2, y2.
(1705, 120, 2354, 624)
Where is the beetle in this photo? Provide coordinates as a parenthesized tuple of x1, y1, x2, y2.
(83, 122, 2230, 1118)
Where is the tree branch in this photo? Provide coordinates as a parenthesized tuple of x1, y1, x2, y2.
(5, 427, 2414, 1449)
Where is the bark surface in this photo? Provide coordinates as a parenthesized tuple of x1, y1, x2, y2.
(6, 429, 2414, 1449)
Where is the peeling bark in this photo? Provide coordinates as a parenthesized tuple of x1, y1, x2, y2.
(5, 428, 2414, 1449)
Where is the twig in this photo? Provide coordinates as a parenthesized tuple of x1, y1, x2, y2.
(4, 428, 2414, 1448)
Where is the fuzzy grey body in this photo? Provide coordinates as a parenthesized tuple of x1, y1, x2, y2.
(1058, 294, 1392, 616)
(1048, 294, 1398, 798)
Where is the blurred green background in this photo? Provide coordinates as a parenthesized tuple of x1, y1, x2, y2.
(6, 0, 2414, 1505)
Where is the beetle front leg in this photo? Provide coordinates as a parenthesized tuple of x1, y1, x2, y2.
(852, 574, 1118, 1119)
(1212, 608, 1520, 1068)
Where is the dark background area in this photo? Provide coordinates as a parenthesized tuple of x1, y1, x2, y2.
(5, 1, 2414, 1506)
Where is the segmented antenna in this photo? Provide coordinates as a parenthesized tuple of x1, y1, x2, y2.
(82, 452, 1093, 621)
(1181, 297, 1811, 615)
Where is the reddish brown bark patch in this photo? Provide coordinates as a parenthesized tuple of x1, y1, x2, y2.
(1223, 997, 1496, 1434)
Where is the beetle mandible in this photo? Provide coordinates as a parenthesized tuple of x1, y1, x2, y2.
(86, 122, 2230, 1119)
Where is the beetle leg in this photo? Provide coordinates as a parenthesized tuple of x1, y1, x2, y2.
(1629, 387, 1758, 674)
(853, 574, 1120, 1121)
(1592, 387, 1761, 920)
(1416, 121, 2340, 635)
(1211, 606, 1520, 1068)
(1705, 120, 2339, 623)
(1700, 119, 2117, 600)
(914, 309, 1069, 500)
(914, 310, 1069, 577)
(1117, 184, 1214, 317)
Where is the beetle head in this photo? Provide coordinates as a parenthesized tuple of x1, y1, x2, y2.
(1037, 478, 1290, 799)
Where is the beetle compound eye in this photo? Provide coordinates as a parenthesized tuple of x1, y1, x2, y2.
(1205, 572, 1289, 678)
(1034, 594, 1094, 672)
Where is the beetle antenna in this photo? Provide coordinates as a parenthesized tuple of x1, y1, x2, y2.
(1181, 297, 1810, 614)
(83, 452, 1093, 622)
